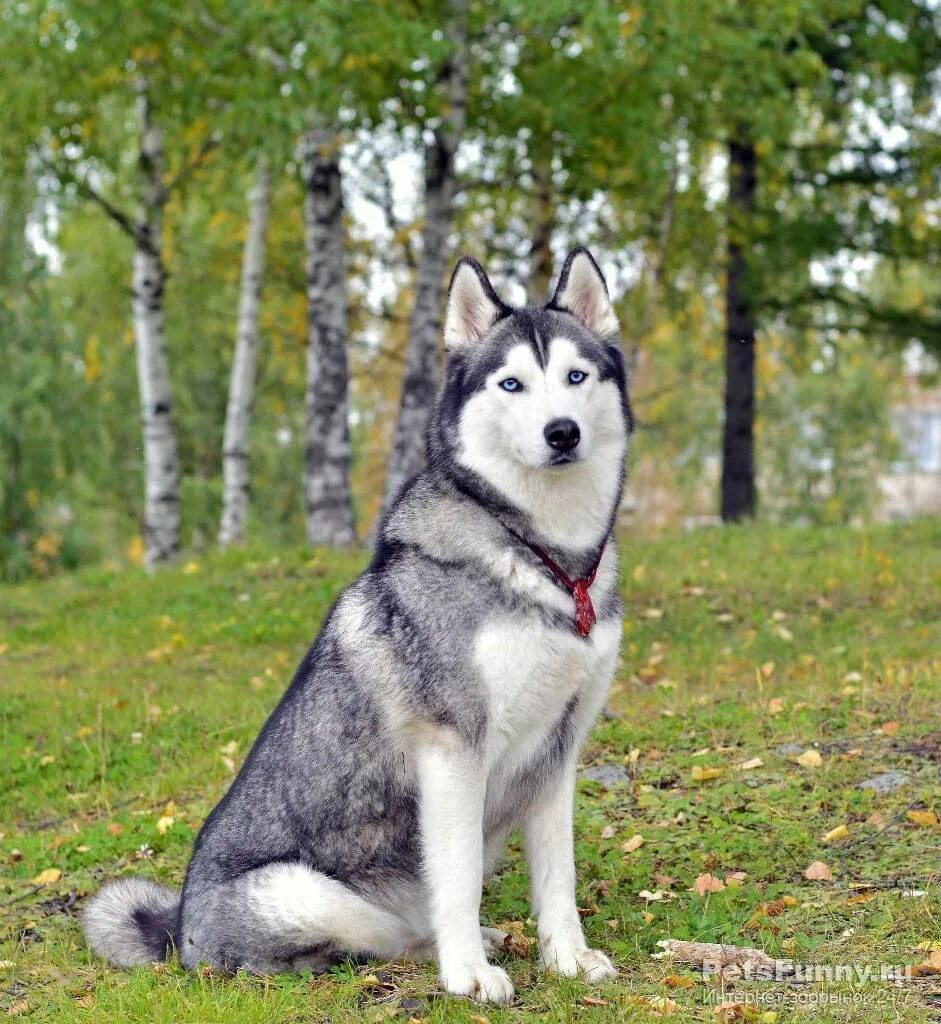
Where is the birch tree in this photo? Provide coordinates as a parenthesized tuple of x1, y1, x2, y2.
(130, 81, 182, 565)
(301, 127, 357, 546)
(219, 155, 273, 547)
(381, 0, 470, 513)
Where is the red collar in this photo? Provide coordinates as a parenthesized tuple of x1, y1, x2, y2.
(517, 536, 608, 637)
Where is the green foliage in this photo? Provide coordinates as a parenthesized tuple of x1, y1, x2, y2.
(0, 0, 939, 574)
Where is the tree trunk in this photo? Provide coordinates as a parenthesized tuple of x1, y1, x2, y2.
(132, 82, 181, 567)
(218, 155, 273, 547)
(721, 137, 757, 522)
(526, 149, 554, 302)
(302, 126, 356, 546)
(381, 0, 469, 513)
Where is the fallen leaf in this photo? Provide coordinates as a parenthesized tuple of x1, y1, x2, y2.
(76, 726, 94, 739)
(795, 749, 822, 768)
(156, 815, 175, 835)
(32, 868, 62, 885)
(637, 995, 677, 1016)
(642, 608, 664, 620)
(600, 825, 616, 840)
(822, 824, 850, 843)
(468, 1016, 491, 1024)
(663, 974, 695, 989)
(767, 698, 785, 716)
(804, 860, 833, 881)
(182, 561, 201, 575)
(107, 822, 124, 836)
(632, 563, 646, 582)
(877, 720, 900, 736)
(581, 997, 608, 1007)
(620, 834, 644, 854)
(219, 740, 238, 756)
(773, 625, 793, 642)
(74, 995, 95, 1009)
(691, 873, 725, 895)
(866, 811, 887, 829)
(691, 765, 723, 782)
(7, 1000, 28, 1017)
(736, 757, 764, 771)
(907, 809, 939, 828)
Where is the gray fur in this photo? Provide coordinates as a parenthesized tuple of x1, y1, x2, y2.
(83, 878, 178, 966)
(84, 248, 632, 984)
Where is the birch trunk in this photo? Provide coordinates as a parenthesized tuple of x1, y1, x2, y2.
(218, 155, 273, 547)
(132, 83, 180, 568)
(381, 0, 469, 513)
(302, 127, 357, 546)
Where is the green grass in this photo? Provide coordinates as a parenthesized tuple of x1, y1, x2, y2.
(1, 521, 940, 1022)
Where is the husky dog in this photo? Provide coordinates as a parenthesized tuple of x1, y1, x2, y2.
(84, 248, 632, 1004)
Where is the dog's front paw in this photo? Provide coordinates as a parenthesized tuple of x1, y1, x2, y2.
(440, 961, 515, 1004)
(543, 945, 618, 981)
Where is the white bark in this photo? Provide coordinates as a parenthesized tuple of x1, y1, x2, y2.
(302, 126, 356, 546)
(132, 82, 180, 568)
(381, 0, 470, 514)
(219, 155, 273, 547)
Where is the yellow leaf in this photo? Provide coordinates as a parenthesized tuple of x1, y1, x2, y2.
(767, 698, 785, 716)
(620, 834, 644, 854)
(156, 815, 175, 835)
(76, 726, 94, 739)
(632, 563, 647, 582)
(822, 824, 850, 844)
(127, 535, 146, 566)
(907, 809, 939, 828)
(760, 661, 775, 678)
(736, 757, 764, 771)
(182, 561, 201, 575)
(795, 749, 822, 768)
(32, 868, 62, 885)
(691, 765, 723, 782)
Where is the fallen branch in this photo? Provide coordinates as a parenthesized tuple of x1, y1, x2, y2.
(655, 939, 796, 981)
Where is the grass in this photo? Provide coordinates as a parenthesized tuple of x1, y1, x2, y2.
(1, 519, 940, 1023)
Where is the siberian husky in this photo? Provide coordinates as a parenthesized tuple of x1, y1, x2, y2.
(84, 248, 633, 1004)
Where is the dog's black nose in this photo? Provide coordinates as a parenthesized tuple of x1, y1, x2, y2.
(544, 418, 581, 453)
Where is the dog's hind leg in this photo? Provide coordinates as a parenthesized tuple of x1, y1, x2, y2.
(180, 862, 414, 974)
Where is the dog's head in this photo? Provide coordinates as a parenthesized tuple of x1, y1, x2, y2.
(429, 248, 633, 549)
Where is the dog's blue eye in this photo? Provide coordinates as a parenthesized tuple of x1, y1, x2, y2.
(499, 377, 522, 393)
(568, 369, 587, 385)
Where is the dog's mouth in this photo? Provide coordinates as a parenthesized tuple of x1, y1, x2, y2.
(546, 451, 579, 467)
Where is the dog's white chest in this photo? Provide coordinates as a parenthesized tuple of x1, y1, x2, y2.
(473, 616, 620, 770)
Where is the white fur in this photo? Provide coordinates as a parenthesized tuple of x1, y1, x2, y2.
(444, 264, 502, 350)
(410, 730, 515, 1004)
(245, 862, 413, 961)
(457, 339, 626, 551)
(525, 759, 617, 979)
(554, 253, 619, 336)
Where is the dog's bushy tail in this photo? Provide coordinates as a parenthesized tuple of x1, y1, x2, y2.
(83, 878, 179, 967)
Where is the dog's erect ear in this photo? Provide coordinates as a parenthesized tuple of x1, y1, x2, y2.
(549, 247, 619, 337)
(444, 257, 506, 351)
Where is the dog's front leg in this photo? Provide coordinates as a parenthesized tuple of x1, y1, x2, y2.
(413, 735, 514, 1004)
(524, 757, 618, 981)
